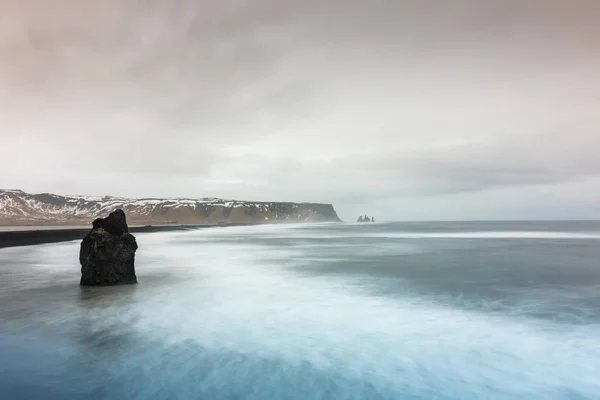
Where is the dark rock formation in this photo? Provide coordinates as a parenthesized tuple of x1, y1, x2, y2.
(357, 215, 374, 223)
(80, 209, 138, 286)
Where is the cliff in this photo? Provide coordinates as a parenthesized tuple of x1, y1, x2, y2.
(0, 189, 342, 226)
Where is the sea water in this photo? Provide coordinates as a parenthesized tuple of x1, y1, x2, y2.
(1, 221, 599, 399)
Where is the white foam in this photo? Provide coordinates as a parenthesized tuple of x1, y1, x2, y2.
(370, 231, 600, 239)
(128, 229, 600, 397)
(3, 225, 600, 398)
(198, 225, 600, 240)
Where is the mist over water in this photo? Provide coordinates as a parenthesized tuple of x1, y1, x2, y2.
(1, 222, 600, 399)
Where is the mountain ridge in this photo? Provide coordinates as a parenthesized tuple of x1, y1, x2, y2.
(0, 189, 342, 226)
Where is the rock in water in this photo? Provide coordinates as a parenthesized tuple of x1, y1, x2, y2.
(80, 209, 138, 286)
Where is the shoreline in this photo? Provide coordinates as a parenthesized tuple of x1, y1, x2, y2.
(0, 223, 259, 249)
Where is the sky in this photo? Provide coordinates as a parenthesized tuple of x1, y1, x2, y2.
(1, 0, 599, 221)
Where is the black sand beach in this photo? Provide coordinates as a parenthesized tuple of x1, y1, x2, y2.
(0, 223, 256, 249)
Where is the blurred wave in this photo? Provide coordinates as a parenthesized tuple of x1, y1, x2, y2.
(1, 221, 600, 399)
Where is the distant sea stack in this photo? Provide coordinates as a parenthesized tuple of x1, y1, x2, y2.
(357, 215, 374, 223)
(80, 209, 138, 286)
(0, 189, 342, 226)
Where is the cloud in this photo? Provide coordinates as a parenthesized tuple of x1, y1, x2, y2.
(0, 0, 599, 219)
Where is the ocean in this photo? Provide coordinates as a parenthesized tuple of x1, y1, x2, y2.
(1, 221, 599, 399)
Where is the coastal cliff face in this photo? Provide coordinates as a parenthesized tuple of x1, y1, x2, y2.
(0, 189, 342, 225)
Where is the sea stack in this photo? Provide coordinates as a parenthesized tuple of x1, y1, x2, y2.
(79, 209, 138, 286)
(357, 215, 373, 223)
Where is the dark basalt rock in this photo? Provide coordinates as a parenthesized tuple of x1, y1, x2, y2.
(80, 209, 138, 286)
(357, 215, 373, 223)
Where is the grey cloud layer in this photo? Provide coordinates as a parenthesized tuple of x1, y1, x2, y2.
(1, 0, 599, 219)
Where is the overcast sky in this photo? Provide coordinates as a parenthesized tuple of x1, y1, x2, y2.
(1, 0, 599, 221)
